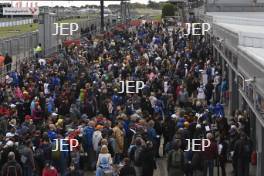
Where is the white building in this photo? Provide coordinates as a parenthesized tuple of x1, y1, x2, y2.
(197, 4, 264, 175)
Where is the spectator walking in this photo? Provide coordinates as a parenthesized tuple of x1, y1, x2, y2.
(1, 152, 22, 176)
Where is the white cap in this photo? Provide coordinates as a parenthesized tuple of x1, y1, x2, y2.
(5, 140, 14, 148)
(231, 125, 237, 129)
(51, 112, 58, 117)
(196, 124, 202, 128)
(6, 132, 15, 138)
(10, 104, 16, 108)
(171, 114, 177, 118)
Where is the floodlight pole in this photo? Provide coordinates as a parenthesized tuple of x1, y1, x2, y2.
(100, 0, 104, 32)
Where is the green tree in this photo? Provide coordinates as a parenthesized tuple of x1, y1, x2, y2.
(148, 0, 161, 9)
(161, 3, 175, 18)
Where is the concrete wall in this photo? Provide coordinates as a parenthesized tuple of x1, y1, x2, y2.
(208, 0, 252, 4)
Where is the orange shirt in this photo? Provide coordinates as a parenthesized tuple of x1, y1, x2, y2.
(0, 55, 5, 67)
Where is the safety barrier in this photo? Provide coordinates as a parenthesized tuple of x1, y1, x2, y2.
(0, 18, 33, 27)
(0, 16, 118, 82)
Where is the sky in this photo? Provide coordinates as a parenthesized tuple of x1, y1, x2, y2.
(1, 0, 168, 7)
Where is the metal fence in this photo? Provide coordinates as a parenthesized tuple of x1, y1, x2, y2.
(0, 18, 33, 27)
(0, 16, 113, 58)
(0, 16, 116, 82)
(0, 31, 38, 60)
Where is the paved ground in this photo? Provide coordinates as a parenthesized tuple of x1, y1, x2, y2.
(84, 158, 256, 176)
(84, 134, 256, 176)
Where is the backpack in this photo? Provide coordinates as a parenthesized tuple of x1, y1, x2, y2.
(51, 141, 61, 160)
(192, 152, 203, 170)
(134, 147, 143, 166)
(99, 156, 110, 169)
(240, 141, 251, 159)
(34, 147, 44, 159)
(170, 150, 183, 168)
(6, 162, 18, 176)
(20, 154, 28, 165)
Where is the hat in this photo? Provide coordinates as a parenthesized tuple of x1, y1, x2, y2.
(96, 125, 104, 130)
(196, 124, 201, 128)
(51, 112, 58, 117)
(10, 104, 16, 108)
(171, 114, 177, 119)
(6, 132, 15, 138)
(231, 125, 237, 129)
(24, 115, 32, 120)
(81, 114, 88, 119)
(5, 140, 14, 148)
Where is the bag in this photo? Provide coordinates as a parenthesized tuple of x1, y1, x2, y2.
(134, 147, 143, 166)
(20, 155, 28, 164)
(239, 141, 251, 159)
(251, 151, 257, 166)
(171, 150, 182, 168)
(99, 156, 110, 169)
(7, 163, 17, 176)
(34, 148, 44, 158)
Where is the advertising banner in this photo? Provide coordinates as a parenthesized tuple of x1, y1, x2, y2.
(3, 7, 39, 16)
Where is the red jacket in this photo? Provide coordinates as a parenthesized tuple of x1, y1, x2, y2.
(42, 167, 58, 176)
(0, 107, 10, 117)
(203, 140, 218, 160)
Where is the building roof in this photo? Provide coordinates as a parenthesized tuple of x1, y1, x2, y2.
(207, 12, 264, 26)
(206, 11, 264, 77)
(238, 46, 264, 68)
(207, 12, 264, 48)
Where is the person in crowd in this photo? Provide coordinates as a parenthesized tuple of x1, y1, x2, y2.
(192, 149, 204, 176)
(83, 120, 96, 170)
(203, 133, 218, 176)
(1, 152, 22, 176)
(42, 162, 59, 176)
(95, 145, 113, 176)
(233, 132, 252, 176)
(65, 163, 83, 176)
(129, 137, 145, 176)
(34, 43, 43, 59)
(113, 121, 125, 164)
(4, 53, 12, 72)
(0, 140, 20, 170)
(142, 141, 157, 176)
(167, 140, 185, 176)
(20, 139, 36, 176)
(0, 18, 253, 176)
(218, 135, 228, 176)
(119, 158, 136, 176)
(0, 53, 5, 69)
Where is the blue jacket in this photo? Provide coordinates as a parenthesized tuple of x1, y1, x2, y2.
(214, 103, 224, 117)
(48, 130, 57, 141)
(84, 126, 94, 150)
(147, 128, 157, 142)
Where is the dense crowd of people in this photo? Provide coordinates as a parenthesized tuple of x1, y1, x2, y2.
(0, 18, 254, 176)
